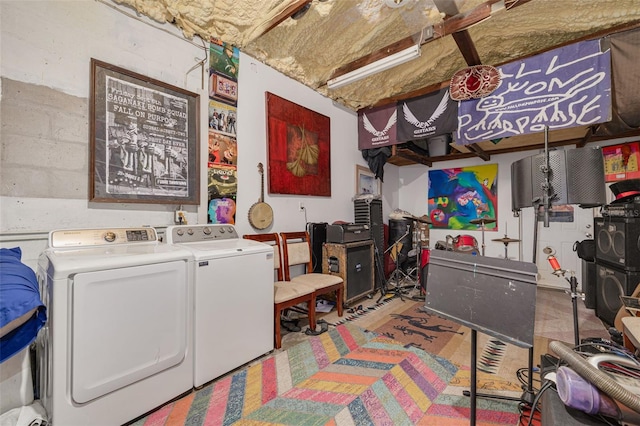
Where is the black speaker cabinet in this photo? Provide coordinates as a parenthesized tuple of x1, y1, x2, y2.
(354, 198, 383, 253)
(581, 260, 596, 310)
(354, 198, 384, 284)
(595, 216, 640, 271)
(323, 241, 374, 306)
(595, 264, 640, 326)
(511, 147, 606, 210)
(307, 222, 328, 273)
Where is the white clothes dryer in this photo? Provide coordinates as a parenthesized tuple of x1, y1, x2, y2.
(36, 227, 193, 426)
(165, 224, 273, 388)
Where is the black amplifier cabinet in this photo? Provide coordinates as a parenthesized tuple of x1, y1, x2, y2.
(602, 198, 640, 218)
(323, 241, 375, 306)
(595, 216, 640, 271)
(326, 224, 370, 244)
(582, 260, 596, 310)
(595, 264, 640, 326)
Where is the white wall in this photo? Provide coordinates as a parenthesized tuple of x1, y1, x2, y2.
(0, 0, 376, 269)
(234, 56, 362, 236)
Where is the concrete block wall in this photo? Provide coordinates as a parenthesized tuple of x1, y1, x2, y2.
(1, 79, 88, 200)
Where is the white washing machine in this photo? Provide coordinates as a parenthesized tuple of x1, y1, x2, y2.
(165, 224, 273, 388)
(36, 227, 193, 426)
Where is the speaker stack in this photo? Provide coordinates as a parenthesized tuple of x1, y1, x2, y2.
(354, 198, 383, 254)
(594, 195, 640, 326)
(354, 198, 384, 284)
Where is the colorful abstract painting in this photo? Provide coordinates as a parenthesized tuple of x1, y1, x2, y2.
(428, 164, 498, 230)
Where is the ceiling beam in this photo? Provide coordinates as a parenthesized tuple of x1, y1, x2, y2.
(467, 143, 491, 161)
(329, 37, 417, 80)
(452, 31, 482, 66)
(329, 0, 513, 82)
(391, 145, 433, 167)
(254, 0, 312, 38)
(433, 0, 482, 66)
(577, 126, 596, 148)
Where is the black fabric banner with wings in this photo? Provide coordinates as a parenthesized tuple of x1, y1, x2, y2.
(358, 104, 398, 150)
(396, 87, 458, 143)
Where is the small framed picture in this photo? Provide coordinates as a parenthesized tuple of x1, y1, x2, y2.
(355, 165, 380, 196)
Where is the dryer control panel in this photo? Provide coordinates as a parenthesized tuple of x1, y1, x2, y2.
(166, 224, 238, 243)
(49, 228, 158, 248)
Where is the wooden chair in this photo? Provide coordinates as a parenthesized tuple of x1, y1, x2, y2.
(279, 231, 344, 321)
(243, 233, 316, 349)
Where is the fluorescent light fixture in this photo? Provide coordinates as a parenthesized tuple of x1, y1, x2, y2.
(327, 44, 421, 89)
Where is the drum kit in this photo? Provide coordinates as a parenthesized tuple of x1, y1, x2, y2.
(433, 217, 521, 259)
(383, 213, 523, 303)
(384, 214, 432, 296)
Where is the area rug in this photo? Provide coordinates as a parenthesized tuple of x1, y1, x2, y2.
(130, 324, 521, 425)
(369, 301, 529, 395)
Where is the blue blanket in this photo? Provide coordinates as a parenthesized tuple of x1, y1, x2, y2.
(0, 247, 46, 363)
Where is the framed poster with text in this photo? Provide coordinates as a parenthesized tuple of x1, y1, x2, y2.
(90, 59, 200, 204)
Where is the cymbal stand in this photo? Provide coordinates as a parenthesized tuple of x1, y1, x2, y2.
(499, 237, 514, 259)
(479, 223, 486, 256)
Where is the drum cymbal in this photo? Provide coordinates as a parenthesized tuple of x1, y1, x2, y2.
(470, 217, 497, 225)
(492, 237, 521, 244)
(402, 215, 432, 224)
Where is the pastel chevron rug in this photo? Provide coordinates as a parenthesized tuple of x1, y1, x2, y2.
(130, 324, 521, 425)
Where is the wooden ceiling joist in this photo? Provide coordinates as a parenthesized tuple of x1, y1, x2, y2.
(467, 143, 491, 161)
(255, 0, 312, 38)
(330, 0, 515, 82)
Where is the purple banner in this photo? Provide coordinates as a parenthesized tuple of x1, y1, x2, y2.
(358, 104, 398, 149)
(397, 87, 458, 142)
(457, 39, 611, 145)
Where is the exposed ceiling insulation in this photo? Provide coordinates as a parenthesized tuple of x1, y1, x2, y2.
(113, 0, 640, 165)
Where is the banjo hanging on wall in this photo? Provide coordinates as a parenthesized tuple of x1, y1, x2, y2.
(248, 163, 274, 229)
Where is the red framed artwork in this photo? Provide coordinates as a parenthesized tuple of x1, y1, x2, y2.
(266, 92, 331, 196)
(602, 142, 640, 182)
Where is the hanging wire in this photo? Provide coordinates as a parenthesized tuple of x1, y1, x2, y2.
(184, 37, 209, 89)
(95, 0, 209, 89)
(95, 0, 205, 49)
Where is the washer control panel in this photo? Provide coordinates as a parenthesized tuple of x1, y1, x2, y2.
(49, 228, 158, 248)
(166, 224, 239, 243)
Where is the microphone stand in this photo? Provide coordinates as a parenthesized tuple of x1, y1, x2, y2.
(373, 237, 389, 303)
(548, 255, 581, 347)
(468, 126, 556, 414)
